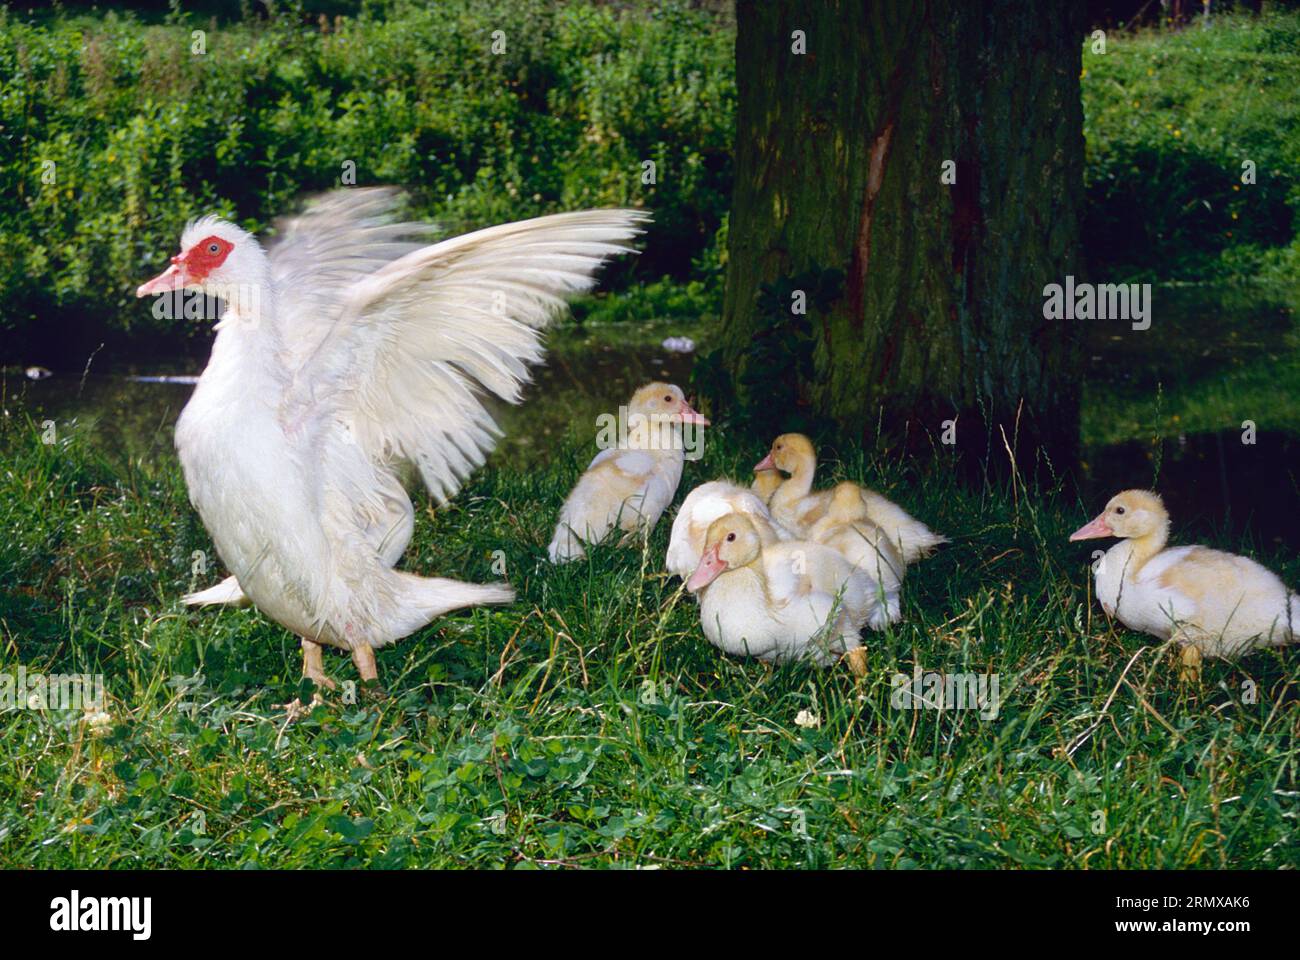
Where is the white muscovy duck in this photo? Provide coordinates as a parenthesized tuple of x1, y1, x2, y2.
(140, 188, 648, 690)
(664, 479, 793, 580)
(547, 382, 707, 563)
(1070, 489, 1299, 675)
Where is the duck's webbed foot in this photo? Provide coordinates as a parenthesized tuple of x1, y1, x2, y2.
(281, 695, 327, 721)
(278, 639, 338, 718)
(842, 646, 869, 678)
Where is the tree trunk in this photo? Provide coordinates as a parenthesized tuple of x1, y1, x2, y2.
(717, 0, 1087, 476)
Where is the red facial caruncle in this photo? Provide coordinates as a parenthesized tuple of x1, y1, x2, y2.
(136, 234, 235, 297)
(178, 235, 234, 281)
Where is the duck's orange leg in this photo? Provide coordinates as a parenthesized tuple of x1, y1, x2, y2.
(301, 638, 337, 690)
(843, 646, 869, 678)
(350, 641, 386, 699)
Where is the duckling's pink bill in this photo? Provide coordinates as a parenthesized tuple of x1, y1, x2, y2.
(679, 403, 710, 425)
(1069, 515, 1113, 541)
(687, 546, 726, 592)
(753, 453, 776, 472)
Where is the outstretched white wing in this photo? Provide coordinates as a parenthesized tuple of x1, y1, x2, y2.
(278, 201, 650, 502)
(267, 188, 436, 369)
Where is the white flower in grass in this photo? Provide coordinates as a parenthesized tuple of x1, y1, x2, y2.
(794, 708, 820, 729)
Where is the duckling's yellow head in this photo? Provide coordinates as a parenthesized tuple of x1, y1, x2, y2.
(628, 382, 709, 425)
(827, 481, 867, 521)
(687, 514, 761, 592)
(1070, 489, 1168, 541)
(753, 433, 815, 475)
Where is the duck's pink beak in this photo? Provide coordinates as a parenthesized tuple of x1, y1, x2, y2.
(687, 544, 726, 592)
(136, 259, 187, 298)
(753, 452, 776, 472)
(1069, 514, 1113, 541)
(679, 400, 709, 426)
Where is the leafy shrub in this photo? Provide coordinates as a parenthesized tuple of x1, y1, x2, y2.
(4, 4, 1299, 359)
(0, 0, 734, 354)
(1082, 12, 1300, 282)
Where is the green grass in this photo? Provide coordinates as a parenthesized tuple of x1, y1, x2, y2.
(1083, 12, 1300, 282)
(2, 410, 1297, 869)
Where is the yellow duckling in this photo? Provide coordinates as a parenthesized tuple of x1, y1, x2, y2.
(1071, 489, 1299, 678)
(687, 513, 877, 674)
(754, 433, 946, 564)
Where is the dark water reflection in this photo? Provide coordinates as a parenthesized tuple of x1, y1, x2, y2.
(1082, 284, 1295, 395)
(2, 323, 698, 470)
(1081, 430, 1300, 551)
(7, 284, 1300, 552)
(1077, 282, 1300, 550)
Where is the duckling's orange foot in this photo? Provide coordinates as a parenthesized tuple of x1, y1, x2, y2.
(1177, 644, 1203, 684)
(843, 647, 869, 678)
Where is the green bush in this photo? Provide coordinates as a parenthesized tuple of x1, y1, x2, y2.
(4, 4, 1299, 357)
(1083, 12, 1300, 282)
(0, 0, 734, 350)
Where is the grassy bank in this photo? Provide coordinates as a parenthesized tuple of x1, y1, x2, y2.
(1083, 12, 1300, 282)
(1, 413, 1297, 868)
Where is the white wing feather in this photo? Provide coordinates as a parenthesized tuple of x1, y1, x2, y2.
(275, 203, 650, 503)
(267, 188, 437, 369)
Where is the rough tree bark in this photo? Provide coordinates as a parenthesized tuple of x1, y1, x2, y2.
(719, 0, 1087, 474)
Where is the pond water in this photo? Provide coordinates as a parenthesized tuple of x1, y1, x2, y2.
(1078, 282, 1300, 551)
(6, 283, 1299, 550)
(2, 320, 699, 469)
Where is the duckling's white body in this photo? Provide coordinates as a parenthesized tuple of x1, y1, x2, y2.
(858, 488, 947, 565)
(665, 480, 793, 579)
(696, 540, 875, 666)
(773, 487, 944, 565)
(548, 383, 707, 563)
(549, 446, 683, 562)
(1094, 540, 1298, 658)
(808, 510, 904, 628)
(1074, 490, 1299, 660)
